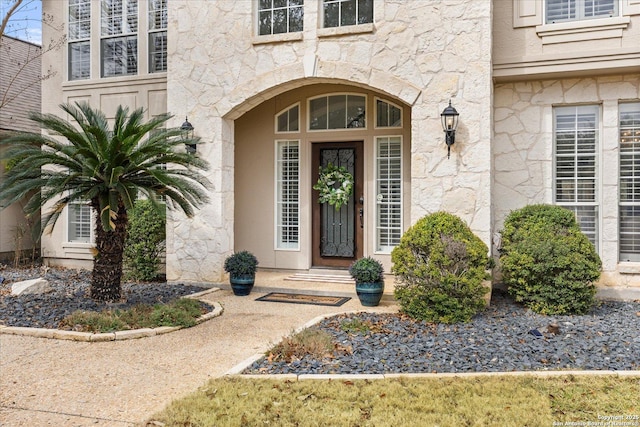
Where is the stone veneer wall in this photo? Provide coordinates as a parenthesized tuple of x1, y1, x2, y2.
(493, 74, 640, 287)
(166, 0, 493, 283)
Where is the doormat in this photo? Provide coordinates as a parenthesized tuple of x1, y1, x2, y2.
(255, 292, 351, 307)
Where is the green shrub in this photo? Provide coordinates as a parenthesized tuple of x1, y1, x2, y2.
(391, 212, 490, 324)
(223, 250, 259, 276)
(499, 204, 601, 315)
(348, 256, 384, 282)
(123, 199, 166, 281)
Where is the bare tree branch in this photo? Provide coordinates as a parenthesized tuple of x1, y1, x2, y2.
(0, 0, 23, 42)
(0, 0, 66, 111)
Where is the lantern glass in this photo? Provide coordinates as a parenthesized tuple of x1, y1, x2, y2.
(181, 117, 196, 153)
(440, 102, 459, 132)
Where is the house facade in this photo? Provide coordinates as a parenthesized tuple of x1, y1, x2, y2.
(40, 0, 640, 289)
(0, 36, 42, 263)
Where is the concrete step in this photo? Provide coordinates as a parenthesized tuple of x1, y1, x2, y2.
(285, 274, 355, 284)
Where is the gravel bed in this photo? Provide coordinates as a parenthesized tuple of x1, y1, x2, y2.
(245, 289, 640, 374)
(0, 265, 210, 329)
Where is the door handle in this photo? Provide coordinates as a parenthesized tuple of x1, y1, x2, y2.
(359, 208, 364, 228)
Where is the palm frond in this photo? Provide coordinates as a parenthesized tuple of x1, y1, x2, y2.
(0, 101, 211, 236)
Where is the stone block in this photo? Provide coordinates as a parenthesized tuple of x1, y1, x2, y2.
(1, 327, 55, 339)
(53, 330, 92, 341)
(89, 333, 116, 342)
(115, 328, 156, 340)
(11, 278, 53, 296)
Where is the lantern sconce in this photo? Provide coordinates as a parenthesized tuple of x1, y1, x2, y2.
(440, 100, 459, 159)
(181, 116, 196, 154)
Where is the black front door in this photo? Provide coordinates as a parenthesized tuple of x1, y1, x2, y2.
(312, 141, 364, 268)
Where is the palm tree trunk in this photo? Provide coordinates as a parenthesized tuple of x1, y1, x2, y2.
(90, 199, 128, 301)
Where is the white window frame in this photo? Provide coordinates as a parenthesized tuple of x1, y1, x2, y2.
(275, 103, 301, 133)
(374, 98, 403, 129)
(148, 0, 168, 73)
(67, 201, 93, 243)
(619, 102, 640, 262)
(545, 0, 619, 24)
(100, 0, 138, 77)
(375, 136, 403, 254)
(308, 93, 367, 131)
(257, 0, 304, 36)
(68, 0, 91, 81)
(553, 104, 601, 251)
(322, 0, 374, 28)
(275, 140, 300, 250)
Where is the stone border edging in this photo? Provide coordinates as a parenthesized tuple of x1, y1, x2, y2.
(0, 288, 223, 342)
(232, 370, 640, 381)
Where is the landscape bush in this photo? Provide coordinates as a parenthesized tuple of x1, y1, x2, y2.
(123, 199, 166, 281)
(499, 204, 601, 315)
(391, 211, 490, 323)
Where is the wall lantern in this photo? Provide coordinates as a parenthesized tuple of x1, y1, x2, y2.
(440, 100, 459, 159)
(181, 116, 196, 154)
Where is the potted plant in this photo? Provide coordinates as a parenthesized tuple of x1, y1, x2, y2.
(349, 256, 385, 306)
(223, 250, 259, 296)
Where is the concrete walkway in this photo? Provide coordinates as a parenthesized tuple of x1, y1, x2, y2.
(0, 271, 398, 426)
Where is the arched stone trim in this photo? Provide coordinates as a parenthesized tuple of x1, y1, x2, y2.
(222, 60, 422, 120)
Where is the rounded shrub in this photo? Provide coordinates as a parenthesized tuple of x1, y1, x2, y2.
(499, 204, 601, 315)
(391, 211, 490, 324)
(123, 199, 166, 281)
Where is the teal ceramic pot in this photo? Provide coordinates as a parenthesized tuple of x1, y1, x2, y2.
(230, 273, 255, 296)
(355, 281, 384, 306)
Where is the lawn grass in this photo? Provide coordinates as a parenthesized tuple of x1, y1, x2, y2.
(147, 374, 639, 426)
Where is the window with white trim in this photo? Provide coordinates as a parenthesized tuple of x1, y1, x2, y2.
(376, 136, 402, 252)
(376, 99, 402, 128)
(276, 104, 300, 133)
(276, 140, 300, 249)
(554, 105, 599, 250)
(68, 202, 92, 243)
(258, 0, 304, 35)
(545, 0, 618, 24)
(323, 0, 373, 28)
(68, 0, 91, 80)
(148, 0, 167, 73)
(101, 0, 138, 77)
(309, 94, 366, 130)
(619, 102, 640, 262)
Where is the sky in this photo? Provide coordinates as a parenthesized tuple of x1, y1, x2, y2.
(1, 0, 43, 45)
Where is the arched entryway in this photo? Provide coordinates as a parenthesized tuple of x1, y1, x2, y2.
(233, 83, 411, 271)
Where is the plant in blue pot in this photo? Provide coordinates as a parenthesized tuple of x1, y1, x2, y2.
(223, 251, 259, 296)
(349, 256, 385, 306)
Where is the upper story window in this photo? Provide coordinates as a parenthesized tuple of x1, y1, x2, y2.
(276, 104, 300, 133)
(101, 0, 138, 77)
(309, 94, 366, 130)
(258, 0, 304, 35)
(376, 99, 402, 128)
(323, 0, 373, 28)
(149, 0, 168, 73)
(68, 0, 91, 80)
(545, 0, 618, 24)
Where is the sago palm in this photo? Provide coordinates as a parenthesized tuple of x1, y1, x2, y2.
(0, 102, 210, 301)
